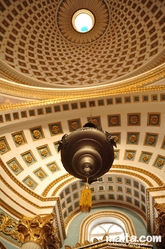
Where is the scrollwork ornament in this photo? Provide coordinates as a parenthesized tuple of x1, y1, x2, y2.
(0, 213, 24, 243)
(0, 212, 60, 248)
(17, 213, 60, 248)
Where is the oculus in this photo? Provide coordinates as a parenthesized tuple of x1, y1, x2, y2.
(72, 9, 95, 33)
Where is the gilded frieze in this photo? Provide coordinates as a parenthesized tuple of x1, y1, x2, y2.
(0, 64, 165, 111)
(147, 186, 165, 192)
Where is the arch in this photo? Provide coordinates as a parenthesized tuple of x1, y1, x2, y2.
(79, 210, 136, 244)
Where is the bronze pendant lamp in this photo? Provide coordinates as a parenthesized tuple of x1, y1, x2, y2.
(58, 121, 116, 212)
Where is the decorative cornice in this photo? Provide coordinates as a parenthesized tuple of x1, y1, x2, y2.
(147, 185, 165, 192)
(0, 64, 165, 111)
(1, 177, 56, 210)
(153, 195, 165, 199)
(1, 199, 27, 219)
(1, 190, 37, 216)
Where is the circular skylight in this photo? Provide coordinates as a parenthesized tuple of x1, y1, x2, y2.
(72, 9, 95, 33)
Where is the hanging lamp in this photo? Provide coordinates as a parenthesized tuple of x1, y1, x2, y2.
(58, 121, 116, 212)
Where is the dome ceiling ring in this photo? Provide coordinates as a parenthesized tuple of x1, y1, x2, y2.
(56, 0, 110, 44)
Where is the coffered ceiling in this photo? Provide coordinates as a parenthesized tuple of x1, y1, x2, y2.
(0, 0, 165, 246)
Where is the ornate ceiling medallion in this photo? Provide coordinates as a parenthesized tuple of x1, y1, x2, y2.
(57, 0, 109, 44)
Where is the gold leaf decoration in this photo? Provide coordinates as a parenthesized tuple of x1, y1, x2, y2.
(33, 130, 41, 139)
(27, 180, 33, 187)
(157, 159, 164, 167)
(37, 171, 44, 178)
(14, 135, 23, 145)
(11, 163, 19, 172)
(41, 149, 47, 157)
(130, 135, 137, 143)
(130, 115, 139, 124)
(143, 155, 149, 162)
(25, 155, 32, 163)
(0, 142, 6, 152)
(150, 115, 159, 125)
(127, 153, 133, 159)
(148, 136, 155, 145)
(50, 165, 56, 171)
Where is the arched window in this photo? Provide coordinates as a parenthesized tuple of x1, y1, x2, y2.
(79, 210, 136, 244)
(90, 222, 125, 241)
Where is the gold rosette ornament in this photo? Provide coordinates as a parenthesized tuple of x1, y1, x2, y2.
(79, 179, 92, 212)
